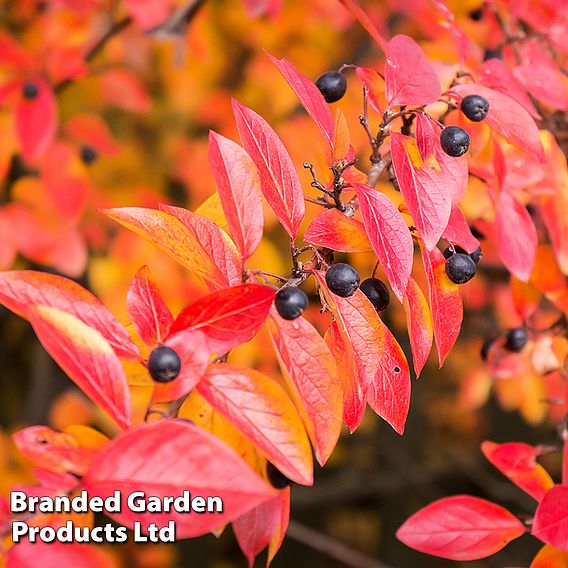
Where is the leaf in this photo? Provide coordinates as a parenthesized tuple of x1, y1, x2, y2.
(28, 306, 131, 429)
(324, 319, 365, 431)
(391, 132, 451, 251)
(495, 191, 538, 282)
(169, 284, 276, 353)
(481, 441, 554, 502)
(355, 67, 385, 113)
(233, 489, 289, 567)
(208, 131, 264, 259)
(232, 99, 305, 238)
(83, 420, 276, 538)
(125, 0, 171, 30)
(197, 364, 313, 485)
(315, 271, 384, 402)
(385, 35, 441, 106)
(452, 84, 544, 161)
(98, 69, 151, 113)
(531, 544, 568, 567)
(126, 265, 173, 346)
(397, 495, 526, 560)
(338, 0, 387, 51)
(353, 183, 413, 301)
(267, 53, 335, 148)
(533, 485, 568, 550)
(267, 310, 342, 466)
(7, 542, 117, 568)
(420, 243, 463, 366)
(150, 329, 211, 402)
(13, 426, 100, 476)
(513, 40, 568, 111)
(365, 317, 411, 435)
(403, 277, 433, 377)
(103, 206, 241, 290)
(304, 208, 372, 253)
(479, 58, 541, 120)
(15, 78, 57, 162)
(442, 206, 481, 254)
(266, 487, 290, 565)
(0, 271, 139, 360)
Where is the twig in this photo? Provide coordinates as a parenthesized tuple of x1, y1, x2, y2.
(286, 520, 394, 568)
(55, 17, 133, 93)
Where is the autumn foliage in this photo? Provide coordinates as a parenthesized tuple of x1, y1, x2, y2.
(1, 0, 568, 566)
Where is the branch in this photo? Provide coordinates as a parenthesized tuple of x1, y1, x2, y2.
(286, 520, 394, 568)
(55, 17, 133, 93)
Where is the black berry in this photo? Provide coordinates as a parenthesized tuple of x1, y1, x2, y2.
(315, 71, 347, 103)
(22, 82, 39, 99)
(325, 263, 360, 297)
(469, 7, 484, 21)
(504, 327, 528, 353)
(480, 337, 495, 361)
(460, 95, 489, 122)
(275, 287, 308, 320)
(266, 462, 292, 489)
(360, 278, 390, 311)
(80, 145, 98, 165)
(445, 253, 476, 284)
(483, 48, 502, 61)
(148, 346, 182, 383)
(444, 245, 482, 265)
(440, 126, 470, 157)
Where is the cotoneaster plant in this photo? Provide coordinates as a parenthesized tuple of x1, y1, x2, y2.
(1, 0, 568, 566)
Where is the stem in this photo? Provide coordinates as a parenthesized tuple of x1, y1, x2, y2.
(286, 520, 394, 568)
(55, 17, 133, 93)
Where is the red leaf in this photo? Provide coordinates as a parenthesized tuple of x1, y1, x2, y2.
(208, 131, 264, 259)
(232, 99, 305, 238)
(267, 53, 335, 148)
(354, 183, 413, 300)
(64, 114, 120, 155)
(391, 132, 451, 250)
(403, 277, 433, 377)
(104, 206, 241, 290)
(513, 40, 568, 111)
(7, 542, 117, 568)
(397, 495, 526, 560)
(452, 84, 544, 161)
(234, 489, 289, 567)
(420, 244, 463, 366)
(13, 426, 99, 476)
(98, 69, 151, 113)
(125, 0, 171, 30)
(442, 206, 481, 254)
(267, 310, 342, 465)
(338, 0, 387, 51)
(83, 420, 276, 537)
(197, 364, 313, 485)
(325, 320, 365, 432)
(365, 318, 411, 434)
(170, 284, 275, 353)
(315, 271, 384, 403)
(28, 306, 131, 429)
(479, 58, 541, 120)
(151, 329, 211, 402)
(495, 191, 538, 282)
(385, 35, 441, 107)
(304, 208, 372, 253)
(533, 485, 568, 550)
(355, 67, 385, 113)
(15, 79, 57, 162)
(481, 441, 554, 502)
(127, 265, 173, 346)
(0, 271, 139, 360)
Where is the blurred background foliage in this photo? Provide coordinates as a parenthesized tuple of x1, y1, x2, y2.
(0, 0, 565, 566)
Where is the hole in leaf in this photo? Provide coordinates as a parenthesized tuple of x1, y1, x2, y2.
(393, 366, 401, 373)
